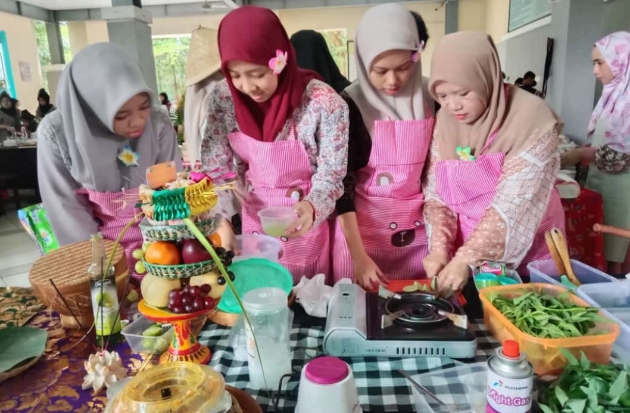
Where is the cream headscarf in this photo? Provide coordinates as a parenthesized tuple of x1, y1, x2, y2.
(184, 27, 223, 164)
(429, 32, 559, 160)
(345, 4, 428, 134)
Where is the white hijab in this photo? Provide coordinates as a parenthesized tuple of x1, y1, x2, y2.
(345, 4, 428, 134)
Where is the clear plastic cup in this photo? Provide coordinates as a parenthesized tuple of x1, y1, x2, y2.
(243, 288, 292, 389)
(233, 234, 282, 263)
(257, 207, 296, 237)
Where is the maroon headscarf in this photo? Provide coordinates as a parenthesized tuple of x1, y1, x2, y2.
(218, 6, 320, 142)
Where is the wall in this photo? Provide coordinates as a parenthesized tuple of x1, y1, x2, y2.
(0, 12, 43, 110)
(548, 0, 603, 142)
(499, 20, 551, 83)
(485, 0, 509, 42)
(277, 2, 444, 75)
(69, 21, 109, 55)
(85, 21, 109, 45)
(602, 0, 630, 35)
(458, 0, 486, 32)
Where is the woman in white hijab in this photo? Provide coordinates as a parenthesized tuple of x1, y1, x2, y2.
(331, 4, 434, 288)
(37, 42, 182, 279)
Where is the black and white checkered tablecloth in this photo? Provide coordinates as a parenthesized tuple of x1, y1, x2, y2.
(197, 320, 498, 413)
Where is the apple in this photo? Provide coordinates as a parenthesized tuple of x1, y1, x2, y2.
(181, 239, 212, 264)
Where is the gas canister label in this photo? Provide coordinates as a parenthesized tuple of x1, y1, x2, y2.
(486, 369, 533, 413)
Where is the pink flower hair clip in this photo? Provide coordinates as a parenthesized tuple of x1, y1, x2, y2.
(269, 50, 288, 75)
(411, 41, 425, 63)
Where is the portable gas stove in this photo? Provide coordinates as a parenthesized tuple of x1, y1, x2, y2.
(323, 283, 477, 359)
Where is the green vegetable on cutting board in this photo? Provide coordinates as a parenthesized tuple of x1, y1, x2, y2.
(491, 290, 603, 338)
(539, 349, 630, 413)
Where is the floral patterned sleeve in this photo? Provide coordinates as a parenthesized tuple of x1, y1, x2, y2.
(454, 127, 560, 267)
(200, 80, 240, 220)
(423, 122, 459, 256)
(303, 86, 350, 227)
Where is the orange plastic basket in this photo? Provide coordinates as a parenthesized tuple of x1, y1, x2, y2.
(479, 283, 620, 375)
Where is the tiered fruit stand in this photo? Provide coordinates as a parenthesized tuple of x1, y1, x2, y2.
(133, 165, 237, 364)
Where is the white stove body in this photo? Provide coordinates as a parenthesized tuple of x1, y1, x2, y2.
(323, 284, 477, 359)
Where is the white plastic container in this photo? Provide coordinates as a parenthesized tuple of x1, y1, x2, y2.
(528, 259, 617, 286)
(233, 234, 282, 263)
(121, 316, 173, 355)
(243, 287, 292, 389)
(411, 363, 488, 413)
(577, 281, 630, 363)
(257, 207, 296, 237)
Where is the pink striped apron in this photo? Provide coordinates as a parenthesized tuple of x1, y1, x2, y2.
(331, 117, 434, 282)
(78, 187, 143, 280)
(227, 127, 329, 284)
(434, 128, 565, 272)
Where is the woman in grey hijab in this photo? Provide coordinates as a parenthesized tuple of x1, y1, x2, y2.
(37, 42, 182, 278)
(331, 4, 434, 288)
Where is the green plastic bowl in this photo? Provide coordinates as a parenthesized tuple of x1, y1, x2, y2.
(218, 258, 293, 314)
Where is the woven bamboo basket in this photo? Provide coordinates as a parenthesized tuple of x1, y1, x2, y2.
(143, 259, 220, 279)
(140, 215, 220, 242)
(138, 179, 217, 222)
(29, 240, 129, 329)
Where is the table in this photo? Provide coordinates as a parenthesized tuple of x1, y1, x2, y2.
(0, 288, 499, 413)
(0, 146, 40, 211)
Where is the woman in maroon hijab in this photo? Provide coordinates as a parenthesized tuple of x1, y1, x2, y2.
(201, 6, 349, 283)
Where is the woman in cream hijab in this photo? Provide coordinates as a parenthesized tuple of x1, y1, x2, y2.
(331, 4, 434, 288)
(183, 27, 242, 239)
(423, 32, 564, 294)
(184, 26, 224, 166)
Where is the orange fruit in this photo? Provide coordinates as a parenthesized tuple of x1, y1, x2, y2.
(207, 232, 222, 248)
(144, 241, 181, 265)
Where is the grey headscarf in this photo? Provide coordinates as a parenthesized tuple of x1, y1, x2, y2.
(56, 42, 161, 192)
(345, 4, 428, 134)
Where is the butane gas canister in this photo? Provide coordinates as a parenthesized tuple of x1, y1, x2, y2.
(486, 340, 534, 413)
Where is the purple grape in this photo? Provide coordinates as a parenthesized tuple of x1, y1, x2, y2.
(172, 305, 184, 314)
(184, 305, 193, 313)
(200, 284, 212, 294)
(169, 293, 182, 305)
(189, 285, 201, 297)
(204, 297, 216, 309)
(181, 294, 192, 306)
(192, 297, 204, 312)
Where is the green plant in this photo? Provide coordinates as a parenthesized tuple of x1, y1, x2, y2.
(539, 350, 630, 413)
(491, 290, 603, 339)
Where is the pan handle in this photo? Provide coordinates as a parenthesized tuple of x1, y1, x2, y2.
(593, 224, 630, 240)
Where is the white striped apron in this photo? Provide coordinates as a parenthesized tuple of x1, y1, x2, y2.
(331, 117, 434, 282)
(78, 187, 143, 280)
(228, 127, 330, 284)
(434, 128, 565, 272)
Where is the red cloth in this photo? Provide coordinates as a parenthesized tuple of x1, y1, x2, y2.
(218, 6, 320, 142)
(562, 187, 606, 271)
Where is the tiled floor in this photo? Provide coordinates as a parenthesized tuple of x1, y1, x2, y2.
(0, 209, 41, 287)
